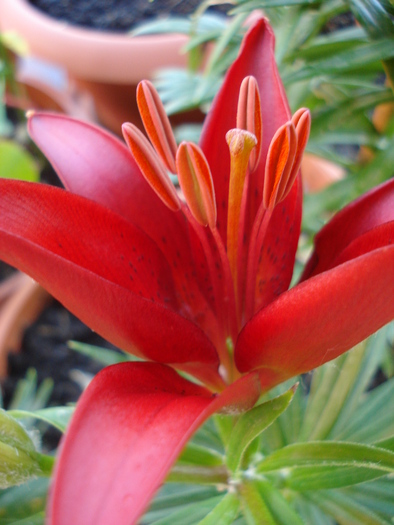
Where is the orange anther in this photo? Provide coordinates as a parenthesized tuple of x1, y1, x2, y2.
(176, 142, 217, 228)
(137, 80, 178, 173)
(122, 123, 180, 212)
(236, 76, 262, 172)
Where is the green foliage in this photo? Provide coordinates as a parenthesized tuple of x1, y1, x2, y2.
(0, 141, 40, 182)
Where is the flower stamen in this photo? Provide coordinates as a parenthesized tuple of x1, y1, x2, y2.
(136, 80, 178, 174)
(236, 76, 263, 172)
(122, 123, 180, 212)
(176, 142, 217, 229)
(263, 121, 297, 210)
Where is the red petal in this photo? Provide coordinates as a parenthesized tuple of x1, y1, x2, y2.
(236, 246, 394, 384)
(28, 112, 220, 342)
(47, 363, 261, 525)
(302, 177, 394, 279)
(0, 180, 220, 383)
(199, 18, 301, 308)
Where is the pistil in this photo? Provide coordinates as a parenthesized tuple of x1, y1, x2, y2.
(226, 129, 257, 322)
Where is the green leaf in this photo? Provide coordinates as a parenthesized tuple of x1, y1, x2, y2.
(197, 492, 240, 525)
(9, 406, 75, 433)
(0, 141, 39, 182)
(308, 489, 393, 524)
(257, 441, 394, 474)
(4, 512, 45, 524)
(307, 343, 367, 441)
(284, 39, 394, 83)
(178, 442, 223, 467)
(226, 386, 296, 472)
(336, 378, 394, 443)
(143, 484, 218, 523)
(285, 465, 388, 490)
(68, 340, 133, 366)
(345, 479, 394, 519)
(239, 481, 276, 525)
(147, 496, 223, 525)
(254, 480, 305, 525)
(350, 0, 394, 38)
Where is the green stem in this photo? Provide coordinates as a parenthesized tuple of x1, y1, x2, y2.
(36, 453, 55, 477)
(167, 464, 229, 485)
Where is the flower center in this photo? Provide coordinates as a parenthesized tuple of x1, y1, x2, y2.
(122, 78, 310, 380)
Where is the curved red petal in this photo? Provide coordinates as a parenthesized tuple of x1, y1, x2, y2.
(200, 18, 301, 308)
(28, 112, 219, 342)
(0, 180, 220, 381)
(47, 363, 261, 525)
(236, 247, 394, 384)
(302, 177, 394, 279)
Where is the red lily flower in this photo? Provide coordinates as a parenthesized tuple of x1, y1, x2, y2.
(0, 18, 393, 525)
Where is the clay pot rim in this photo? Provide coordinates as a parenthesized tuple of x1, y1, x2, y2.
(0, 0, 190, 84)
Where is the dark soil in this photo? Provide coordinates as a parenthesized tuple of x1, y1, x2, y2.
(29, 0, 231, 32)
(0, 260, 120, 448)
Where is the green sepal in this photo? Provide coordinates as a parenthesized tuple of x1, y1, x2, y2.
(226, 385, 296, 473)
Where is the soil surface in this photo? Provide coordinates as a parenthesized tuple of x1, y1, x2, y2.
(29, 0, 231, 32)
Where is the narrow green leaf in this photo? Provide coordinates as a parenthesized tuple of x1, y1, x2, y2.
(257, 441, 394, 474)
(337, 378, 394, 443)
(284, 39, 394, 83)
(239, 481, 276, 525)
(330, 328, 391, 439)
(299, 357, 345, 441)
(308, 343, 366, 440)
(10, 406, 75, 433)
(309, 489, 392, 525)
(7, 512, 46, 525)
(254, 480, 305, 525)
(350, 0, 394, 38)
(0, 477, 48, 519)
(345, 479, 394, 519)
(374, 435, 394, 452)
(68, 340, 133, 366)
(197, 492, 240, 525)
(227, 386, 296, 472)
(148, 496, 223, 525)
(146, 484, 218, 516)
(178, 442, 223, 467)
(204, 12, 248, 77)
(285, 465, 387, 490)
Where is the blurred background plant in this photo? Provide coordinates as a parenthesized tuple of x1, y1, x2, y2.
(0, 34, 40, 183)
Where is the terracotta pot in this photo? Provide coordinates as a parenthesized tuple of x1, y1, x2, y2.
(301, 153, 345, 193)
(0, 272, 51, 377)
(0, 0, 196, 133)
